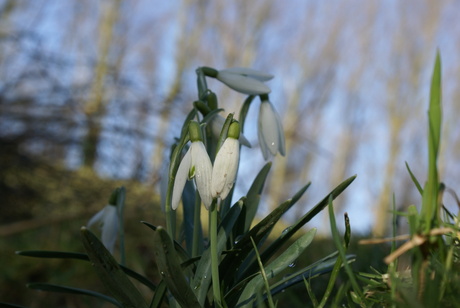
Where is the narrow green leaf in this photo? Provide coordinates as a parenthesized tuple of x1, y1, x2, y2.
(149, 279, 167, 308)
(0, 303, 29, 308)
(27, 283, 122, 307)
(257, 175, 356, 270)
(80, 227, 148, 308)
(238, 95, 256, 133)
(220, 183, 311, 289)
(250, 237, 276, 308)
(236, 228, 317, 307)
(244, 162, 272, 232)
(16, 250, 156, 291)
(152, 227, 201, 308)
(405, 162, 423, 195)
(141, 221, 191, 265)
(421, 51, 442, 233)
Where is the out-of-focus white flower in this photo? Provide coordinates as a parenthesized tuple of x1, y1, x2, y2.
(210, 114, 251, 147)
(212, 122, 240, 199)
(172, 139, 213, 210)
(258, 99, 286, 160)
(216, 67, 273, 95)
(87, 204, 119, 253)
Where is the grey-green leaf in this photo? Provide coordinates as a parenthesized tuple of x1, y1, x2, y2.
(80, 227, 148, 308)
(152, 226, 201, 308)
(236, 228, 317, 307)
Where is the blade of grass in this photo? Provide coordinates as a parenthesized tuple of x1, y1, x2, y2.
(405, 162, 423, 195)
(250, 237, 276, 308)
(235, 228, 317, 307)
(421, 51, 442, 233)
(328, 197, 362, 299)
(304, 277, 319, 307)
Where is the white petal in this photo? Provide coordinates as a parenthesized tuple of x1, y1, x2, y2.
(171, 149, 192, 210)
(257, 120, 271, 160)
(87, 208, 105, 228)
(190, 142, 213, 209)
(259, 101, 280, 156)
(219, 67, 274, 81)
(275, 107, 286, 156)
(212, 138, 239, 199)
(217, 71, 271, 95)
(101, 205, 119, 253)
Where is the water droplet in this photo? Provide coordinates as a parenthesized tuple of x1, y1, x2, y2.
(281, 227, 290, 235)
(203, 275, 207, 279)
(288, 261, 296, 268)
(271, 142, 275, 146)
(234, 235, 243, 245)
(160, 271, 165, 276)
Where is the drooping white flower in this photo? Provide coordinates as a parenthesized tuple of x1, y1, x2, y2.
(210, 114, 251, 147)
(172, 122, 213, 210)
(87, 204, 119, 253)
(216, 67, 273, 95)
(212, 122, 240, 199)
(258, 99, 286, 160)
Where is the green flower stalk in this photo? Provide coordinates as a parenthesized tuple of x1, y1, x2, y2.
(258, 95, 286, 160)
(171, 121, 213, 210)
(211, 114, 251, 147)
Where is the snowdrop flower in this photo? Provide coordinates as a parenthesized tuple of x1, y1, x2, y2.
(172, 121, 213, 210)
(87, 204, 119, 253)
(212, 121, 240, 199)
(200, 66, 273, 95)
(258, 97, 286, 160)
(217, 67, 273, 95)
(211, 114, 251, 147)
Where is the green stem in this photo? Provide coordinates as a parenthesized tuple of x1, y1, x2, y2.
(116, 187, 126, 266)
(165, 176, 176, 240)
(210, 199, 222, 307)
(192, 194, 202, 257)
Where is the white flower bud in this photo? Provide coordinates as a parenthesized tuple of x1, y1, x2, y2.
(258, 100, 286, 160)
(212, 137, 240, 200)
